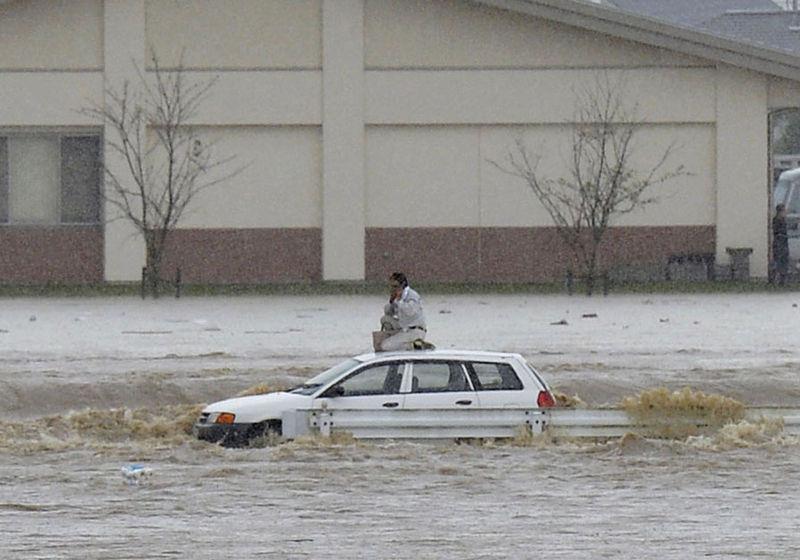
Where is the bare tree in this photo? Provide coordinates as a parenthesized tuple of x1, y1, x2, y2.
(493, 73, 686, 295)
(83, 54, 238, 297)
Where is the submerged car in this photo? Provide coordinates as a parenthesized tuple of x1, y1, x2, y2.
(194, 349, 556, 446)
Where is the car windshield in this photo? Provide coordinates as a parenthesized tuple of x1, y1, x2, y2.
(775, 180, 789, 207)
(288, 358, 360, 395)
(790, 182, 800, 214)
(775, 177, 800, 214)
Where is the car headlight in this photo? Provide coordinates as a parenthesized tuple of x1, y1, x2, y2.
(213, 412, 236, 424)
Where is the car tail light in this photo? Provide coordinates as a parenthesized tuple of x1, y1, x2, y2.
(537, 390, 556, 408)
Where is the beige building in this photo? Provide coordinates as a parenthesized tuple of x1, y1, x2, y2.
(2, 0, 800, 284)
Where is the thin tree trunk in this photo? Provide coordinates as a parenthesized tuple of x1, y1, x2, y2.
(145, 231, 161, 299)
(585, 242, 600, 296)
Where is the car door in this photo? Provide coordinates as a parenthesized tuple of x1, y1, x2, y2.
(401, 360, 477, 409)
(465, 360, 530, 408)
(313, 361, 406, 410)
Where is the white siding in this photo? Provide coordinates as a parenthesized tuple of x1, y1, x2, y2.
(179, 127, 322, 229)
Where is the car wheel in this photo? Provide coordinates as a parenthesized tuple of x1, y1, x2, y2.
(246, 420, 283, 448)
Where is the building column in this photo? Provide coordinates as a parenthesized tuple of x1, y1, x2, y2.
(715, 65, 769, 278)
(321, 0, 365, 280)
(103, 0, 146, 282)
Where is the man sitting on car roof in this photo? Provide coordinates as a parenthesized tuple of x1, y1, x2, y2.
(376, 272, 434, 351)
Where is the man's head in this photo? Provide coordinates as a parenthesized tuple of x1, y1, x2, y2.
(389, 272, 408, 290)
(777, 203, 786, 216)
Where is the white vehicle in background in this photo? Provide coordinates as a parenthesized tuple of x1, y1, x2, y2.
(773, 167, 800, 267)
(194, 350, 557, 447)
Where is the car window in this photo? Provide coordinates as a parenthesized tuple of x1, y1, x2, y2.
(334, 363, 402, 396)
(789, 180, 800, 214)
(469, 362, 523, 391)
(410, 361, 471, 393)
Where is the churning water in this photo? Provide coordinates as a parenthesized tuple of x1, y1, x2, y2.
(2, 294, 800, 558)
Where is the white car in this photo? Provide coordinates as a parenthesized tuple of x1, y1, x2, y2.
(194, 350, 556, 447)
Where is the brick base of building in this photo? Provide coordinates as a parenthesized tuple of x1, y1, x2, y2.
(365, 226, 715, 283)
(0, 226, 103, 284)
(0, 225, 716, 285)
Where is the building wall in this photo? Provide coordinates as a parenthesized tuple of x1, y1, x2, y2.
(0, 0, 103, 70)
(715, 66, 769, 275)
(364, 0, 706, 69)
(155, 126, 323, 283)
(768, 77, 800, 109)
(0, 0, 104, 284)
(0, 0, 784, 284)
(365, 124, 715, 228)
(361, 0, 723, 280)
(145, 0, 322, 69)
(102, 1, 325, 283)
(0, 226, 103, 284)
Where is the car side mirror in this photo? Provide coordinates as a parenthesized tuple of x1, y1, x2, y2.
(325, 385, 345, 398)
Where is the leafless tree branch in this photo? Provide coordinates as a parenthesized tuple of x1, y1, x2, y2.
(490, 72, 689, 294)
(80, 52, 240, 297)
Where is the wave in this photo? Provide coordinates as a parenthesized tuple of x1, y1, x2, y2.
(0, 404, 204, 454)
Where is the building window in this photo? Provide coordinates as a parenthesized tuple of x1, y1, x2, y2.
(0, 133, 101, 225)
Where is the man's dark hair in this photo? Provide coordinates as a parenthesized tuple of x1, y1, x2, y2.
(390, 272, 408, 288)
(777, 203, 786, 212)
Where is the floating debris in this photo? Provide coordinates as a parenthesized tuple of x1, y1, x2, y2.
(553, 391, 586, 408)
(120, 463, 153, 485)
(236, 383, 290, 397)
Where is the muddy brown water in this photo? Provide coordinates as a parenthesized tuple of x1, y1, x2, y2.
(2, 360, 800, 559)
(3, 294, 800, 558)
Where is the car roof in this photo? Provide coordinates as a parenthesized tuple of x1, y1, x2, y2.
(353, 349, 524, 362)
(778, 167, 800, 182)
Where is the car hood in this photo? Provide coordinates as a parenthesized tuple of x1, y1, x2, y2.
(203, 392, 313, 424)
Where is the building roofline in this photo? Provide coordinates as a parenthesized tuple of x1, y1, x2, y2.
(474, 0, 800, 81)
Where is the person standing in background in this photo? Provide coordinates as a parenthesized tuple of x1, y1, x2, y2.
(773, 203, 790, 285)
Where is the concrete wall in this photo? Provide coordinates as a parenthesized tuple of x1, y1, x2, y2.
(768, 77, 800, 109)
(365, 67, 715, 125)
(365, 123, 714, 229)
(715, 66, 769, 276)
(145, 0, 322, 70)
(0, 0, 103, 70)
(179, 127, 322, 229)
(364, 0, 705, 69)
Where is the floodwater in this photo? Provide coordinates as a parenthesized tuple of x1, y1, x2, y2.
(2, 294, 800, 558)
